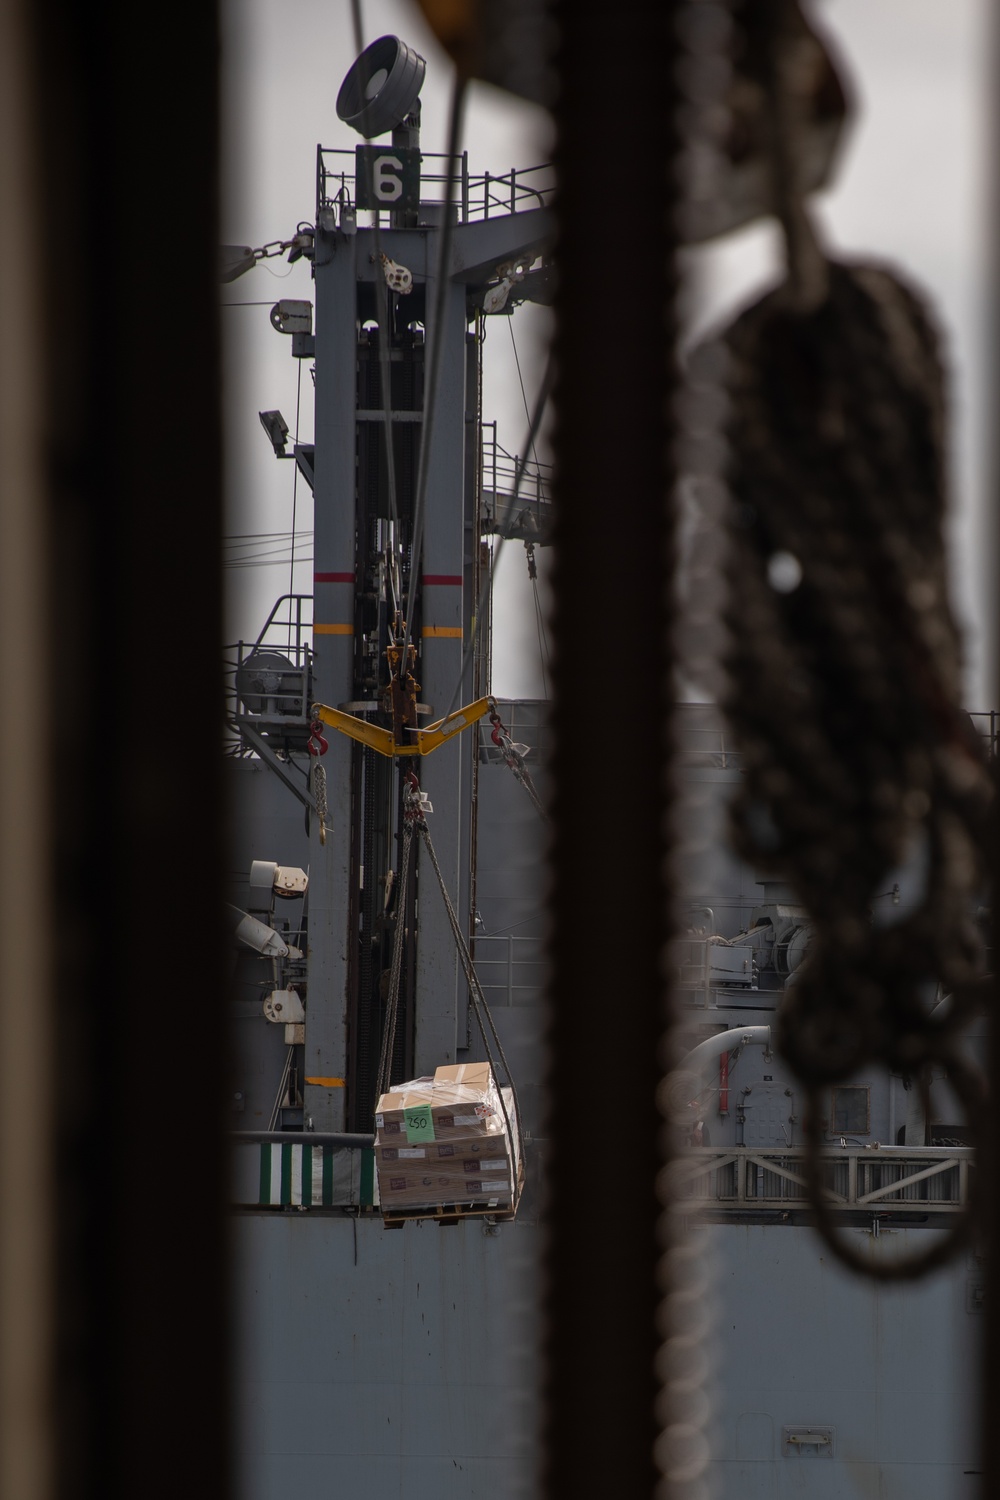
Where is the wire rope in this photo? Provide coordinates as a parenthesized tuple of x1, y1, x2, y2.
(267, 1047, 294, 1132)
(399, 76, 468, 665)
(508, 317, 542, 469)
(224, 556, 314, 571)
(443, 350, 555, 718)
(510, 316, 553, 695)
(416, 817, 524, 1167)
(531, 572, 551, 697)
(376, 816, 416, 1099)
(288, 357, 304, 648)
(350, 0, 404, 616)
(224, 543, 314, 560)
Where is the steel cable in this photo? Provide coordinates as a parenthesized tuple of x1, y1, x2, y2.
(415, 813, 525, 1168)
(400, 78, 468, 664)
(375, 814, 415, 1100)
(443, 351, 555, 718)
(350, 0, 405, 615)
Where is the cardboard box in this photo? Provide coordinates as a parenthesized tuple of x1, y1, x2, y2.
(375, 1063, 522, 1214)
(375, 1063, 504, 1144)
(432, 1062, 494, 1090)
(376, 1163, 515, 1211)
(376, 1133, 510, 1168)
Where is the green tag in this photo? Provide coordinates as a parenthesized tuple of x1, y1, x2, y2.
(404, 1105, 435, 1143)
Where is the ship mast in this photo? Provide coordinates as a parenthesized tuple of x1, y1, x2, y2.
(305, 36, 554, 1131)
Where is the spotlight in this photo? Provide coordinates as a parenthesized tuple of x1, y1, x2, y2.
(336, 35, 426, 139)
(259, 410, 290, 457)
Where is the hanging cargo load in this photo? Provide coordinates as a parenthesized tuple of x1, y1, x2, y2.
(374, 1063, 522, 1221)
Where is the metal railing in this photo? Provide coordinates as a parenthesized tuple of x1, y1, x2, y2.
(225, 594, 314, 738)
(675, 1145, 973, 1214)
(969, 710, 999, 758)
(678, 715, 995, 769)
(480, 421, 553, 542)
(317, 148, 555, 225)
(474, 934, 546, 1008)
(675, 935, 714, 1007)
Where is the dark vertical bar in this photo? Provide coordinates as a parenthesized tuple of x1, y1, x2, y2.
(544, 2, 680, 1495)
(981, 8, 1000, 1495)
(1, 4, 55, 1495)
(28, 3, 229, 1497)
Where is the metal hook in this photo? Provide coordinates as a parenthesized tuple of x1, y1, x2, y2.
(308, 719, 329, 757)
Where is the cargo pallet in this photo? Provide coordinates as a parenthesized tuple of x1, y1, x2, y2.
(381, 1169, 524, 1228)
(381, 1201, 514, 1229)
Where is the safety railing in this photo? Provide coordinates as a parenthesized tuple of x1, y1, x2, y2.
(675, 1146, 973, 1214)
(675, 722, 744, 769)
(969, 710, 999, 758)
(474, 934, 546, 1008)
(679, 714, 997, 769)
(480, 421, 553, 542)
(225, 594, 314, 740)
(232, 1135, 376, 1209)
(317, 148, 555, 225)
(675, 935, 714, 1007)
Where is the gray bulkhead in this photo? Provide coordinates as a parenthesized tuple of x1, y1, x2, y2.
(229, 709, 547, 1498)
(230, 701, 982, 1496)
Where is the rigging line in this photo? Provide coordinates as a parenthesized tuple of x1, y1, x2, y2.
(373, 279, 402, 616)
(224, 543, 315, 559)
(376, 818, 414, 1099)
(442, 349, 555, 718)
(224, 541, 314, 558)
(479, 911, 545, 939)
(224, 536, 309, 549)
(417, 821, 525, 1165)
(400, 76, 468, 666)
(289, 356, 304, 639)
(351, 0, 402, 617)
(267, 1048, 294, 1132)
(531, 574, 550, 698)
(224, 534, 310, 546)
(223, 557, 314, 571)
(507, 318, 541, 469)
(224, 544, 314, 562)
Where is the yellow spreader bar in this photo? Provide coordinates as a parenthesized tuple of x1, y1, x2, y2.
(312, 697, 492, 758)
(416, 697, 491, 754)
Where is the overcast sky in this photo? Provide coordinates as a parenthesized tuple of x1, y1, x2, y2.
(222, 0, 993, 705)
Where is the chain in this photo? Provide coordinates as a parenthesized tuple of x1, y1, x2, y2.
(251, 227, 314, 266)
(311, 762, 328, 847)
(308, 717, 329, 846)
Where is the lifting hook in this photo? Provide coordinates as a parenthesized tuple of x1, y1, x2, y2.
(308, 718, 329, 757)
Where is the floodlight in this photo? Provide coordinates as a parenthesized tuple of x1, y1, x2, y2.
(259, 410, 289, 456)
(336, 35, 426, 139)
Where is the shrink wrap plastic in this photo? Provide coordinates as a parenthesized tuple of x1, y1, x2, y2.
(375, 1063, 518, 1212)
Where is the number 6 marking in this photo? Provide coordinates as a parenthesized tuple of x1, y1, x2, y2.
(374, 154, 403, 202)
